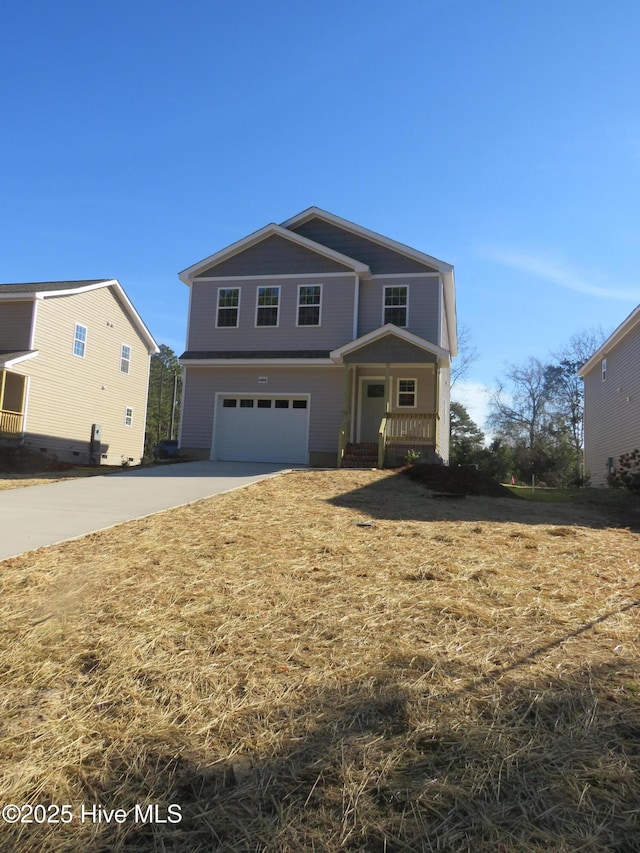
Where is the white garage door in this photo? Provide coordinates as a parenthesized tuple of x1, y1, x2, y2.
(212, 395, 310, 464)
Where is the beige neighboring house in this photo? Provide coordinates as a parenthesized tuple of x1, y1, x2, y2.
(578, 304, 640, 486)
(0, 280, 159, 465)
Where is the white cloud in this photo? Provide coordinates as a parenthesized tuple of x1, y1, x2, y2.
(484, 247, 640, 302)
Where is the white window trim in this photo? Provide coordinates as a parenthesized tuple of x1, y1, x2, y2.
(73, 323, 87, 358)
(602, 358, 607, 382)
(296, 284, 323, 327)
(124, 406, 134, 427)
(396, 377, 417, 409)
(215, 286, 241, 329)
(254, 285, 280, 328)
(120, 343, 131, 374)
(382, 285, 409, 328)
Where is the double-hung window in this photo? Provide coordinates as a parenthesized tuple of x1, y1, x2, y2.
(73, 323, 87, 357)
(124, 406, 133, 427)
(397, 379, 417, 408)
(383, 286, 408, 326)
(120, 344, 131, 374)
(217, 288, 240, 327)
(256, 286, 280, 327)
(297, 285, 321, 326)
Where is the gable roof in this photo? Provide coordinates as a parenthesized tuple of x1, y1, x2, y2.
(282, 208, 457, 356)
(178, 223, 370, 283)
(0, 349, 39, 368)
(578, 304, 640, 377)
(0, 279, 159, 354)
(330, 324, 450, 364)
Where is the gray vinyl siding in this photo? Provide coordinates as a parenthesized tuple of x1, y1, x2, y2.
(10, 287, 152, 464)
(0, 300, 34, 350)
(180, 365, 344, 454)
(355, 365, 436, 415)
(194, 234, 352, 277)
(358, 276, 440, 342)
(188, 275, 356, 351)
(291, 219, 438, 274)
(440, 287, 450, 351)
(583, 328, 640, 486)
(343, 336, 437, 364)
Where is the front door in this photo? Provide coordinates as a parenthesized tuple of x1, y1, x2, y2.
(359, 380, 386, 442)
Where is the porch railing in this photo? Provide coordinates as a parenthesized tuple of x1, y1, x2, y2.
(378, 413, 436, 468)
(0, 409, 23, 435)
(385, 413, 435, 444)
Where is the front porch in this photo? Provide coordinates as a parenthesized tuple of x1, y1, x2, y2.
(336, 365, 441, 469)
(0, 370, 27, 439)
(330, 325, 450, 469)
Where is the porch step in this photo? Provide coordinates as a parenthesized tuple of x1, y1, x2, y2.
(341, 442, 378, 468)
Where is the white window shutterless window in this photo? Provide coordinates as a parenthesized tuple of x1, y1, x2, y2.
(216, 288, 240, 327)
(297, 285, 322, 326)
(397, 379, 417, 408)
(601, 358, 607, 382)
(383, 286, 408, 326)
(120, 344, 131, 373)
(73, 323, 87, 357)
(124, 407, 133, 427)
(256, 286, 280, 327)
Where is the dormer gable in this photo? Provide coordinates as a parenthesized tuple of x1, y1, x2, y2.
(179, 223, 370, 282)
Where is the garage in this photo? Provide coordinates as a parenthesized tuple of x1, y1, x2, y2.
(212, 394, 310, 464)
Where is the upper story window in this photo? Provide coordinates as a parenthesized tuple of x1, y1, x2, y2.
(256, 286, 280, 327)
(397, 378, 417, 408)
(383, 286, 408, 327)
(297, 285, 322, 326)
(73, 323, 87, 357)
(120, 344, 131, 374)
(217, 288, 240, 327)
(601, 358, 607, 382)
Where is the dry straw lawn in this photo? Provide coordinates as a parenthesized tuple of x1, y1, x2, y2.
(0, 469, 639, 852)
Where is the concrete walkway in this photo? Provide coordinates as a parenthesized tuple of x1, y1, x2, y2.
(0, 461, 293, 562)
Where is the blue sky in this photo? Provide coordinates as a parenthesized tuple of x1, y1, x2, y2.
(3, 0, 639, 430)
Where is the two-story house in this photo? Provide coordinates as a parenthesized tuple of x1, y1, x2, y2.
(0, 279, 158, 465)
(578, 304, 640, 486)
(178, 208, 457, 467)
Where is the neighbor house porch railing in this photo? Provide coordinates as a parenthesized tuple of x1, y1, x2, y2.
(379, 413, 436, 468)
(0, 409, 24, 435)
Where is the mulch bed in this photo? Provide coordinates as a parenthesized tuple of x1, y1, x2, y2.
(402, 462, 518, 498)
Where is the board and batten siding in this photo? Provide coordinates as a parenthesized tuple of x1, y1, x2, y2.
(0, 300, 34, 350)
(180, 365, 343, 458)
(583, 329, 640, 487)
(188, 275, 356, 352)
(10, 286, 151, 464)
(357, 276, 440, 342)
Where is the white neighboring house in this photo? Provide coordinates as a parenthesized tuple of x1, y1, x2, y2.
(578, 304, 640, 486)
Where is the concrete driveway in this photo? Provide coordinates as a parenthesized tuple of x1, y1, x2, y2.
(0, 461, 293, 562)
